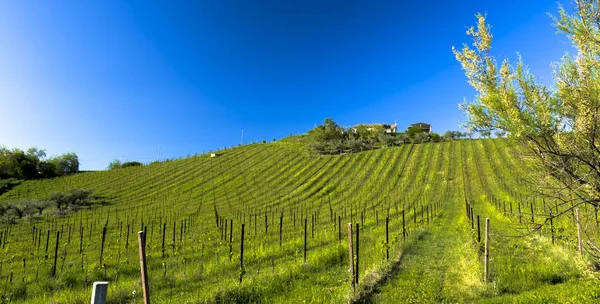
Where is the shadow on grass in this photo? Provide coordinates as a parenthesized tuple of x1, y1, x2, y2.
(353, 231, 431, 304)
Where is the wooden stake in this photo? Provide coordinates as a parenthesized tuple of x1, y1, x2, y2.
(100, 226, 107, 265)
(229, 219, 233, 261)
(577, 208, 583, 255)
(161, 223, 166, 259)
(385, 217, 389, 260)
(477, 215, 481, 243)
(279, 216, 283, 247)
(355, 223, 359, 284)
(402, 210, 406, 240)
(484, 218, 490, 282)
(137, 231, 150, 304)
(304, 218, 307, 262)
(240, 223, 245, 283)
(51, 231, 60, 278)
(347, 223, 355, 293)
(338, 216, 341, 241)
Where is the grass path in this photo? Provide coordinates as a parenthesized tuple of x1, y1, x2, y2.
(366, 191, 483, 303)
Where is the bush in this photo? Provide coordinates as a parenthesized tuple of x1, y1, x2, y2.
(121, 161, 143, 168)
(309, 142, 326, 154)
(0, 178, 21, 195)
(107, 159, 122, 170)
(413, 133, 430, 144)
(378, 133, 396, 147)
(347, 139, 365, 152)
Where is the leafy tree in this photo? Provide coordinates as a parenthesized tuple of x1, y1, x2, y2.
(395, 132, 410, 144)
(7, 205, 27, 219)
(12, 148, 39, 179)
(413, 132, 430, 144)
(454, 2, 600, 254)
(406, 126, 424, 139)
(479, 130, 491, 138)
(327, 140, 346, 154)
(0, 147, 20, 178)
(51, 152, 79, 175)
(369, 125, 386, 140)
(107, 159, 123, 170)
(430, 132, 441, 142)
(309, 118, 347, 142)
(354, 125, 371, 140)
(378, 133, 396, 147)
(0, 147, 78, 179)
(37, 161, 57, 178)
(29, 201, 50, 215)
(442, 131, 454, 141)
(346, 139, 364, 152)
(308, 142, 326, 154)
(494, 130, 507, 138)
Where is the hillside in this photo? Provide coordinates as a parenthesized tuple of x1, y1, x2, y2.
(0, 139, 599, 303)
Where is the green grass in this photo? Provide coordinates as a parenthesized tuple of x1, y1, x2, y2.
(0, 139, 598, 303)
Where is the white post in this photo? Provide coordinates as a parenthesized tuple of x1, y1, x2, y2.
(90, 281, 108, 304)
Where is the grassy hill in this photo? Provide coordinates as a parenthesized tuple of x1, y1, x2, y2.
(0, 139, 599, 303)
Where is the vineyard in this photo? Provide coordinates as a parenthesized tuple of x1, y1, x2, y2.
(0, 138, 599, 303)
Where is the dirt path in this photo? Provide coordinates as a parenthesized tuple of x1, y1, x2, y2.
(363, 197, 482, 303)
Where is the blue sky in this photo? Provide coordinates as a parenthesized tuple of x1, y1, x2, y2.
(0, 0, 571, 170)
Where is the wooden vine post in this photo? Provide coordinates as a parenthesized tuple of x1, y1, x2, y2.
(477, 215, 481, 243)
(402, 210, 406, 240)
(576, 208, 583, 255)
(355, 223, 359, 284)
(279, 216, 283, 247)
(385, 217, 389, 260)
(51, 231, 60, 278)
(161, 223, 166, 259)
(100, 226, 107, 264)
(229, 219, 233, 261)
(484, 218, 490, 283)
(137, 231, 150, 304)
(338, 216, 341, 242)
(304, 218, 307, 262)
(347, 223, 355, 293)
(240, 223, 245, 283)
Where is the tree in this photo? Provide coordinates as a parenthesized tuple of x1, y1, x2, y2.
(51, 152, 79, 175)
(107, 159, 123, 170)
(12, 148, 39, 179)
(442, 131, 454, 141)
(308, 118, 347, 142)
(29, 201, 50, 215)
(37, 161, 57, 178)
(378, 133, 396, 147)
(479, 130, 491, 138)
(430, 132, 441, 142)
(406, 126, 424, 139)
(0, 147, 20, 178)
(454, 2, 600, 254)
(413, 132, 430, 144)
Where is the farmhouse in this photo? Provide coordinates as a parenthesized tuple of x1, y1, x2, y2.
(353, 123, 398, 134)
(410, 122, 431, 133)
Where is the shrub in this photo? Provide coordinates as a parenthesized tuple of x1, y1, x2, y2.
(121, 161, 143, 168)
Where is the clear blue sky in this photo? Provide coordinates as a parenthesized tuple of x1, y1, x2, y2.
(0, 0, 571, 170)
